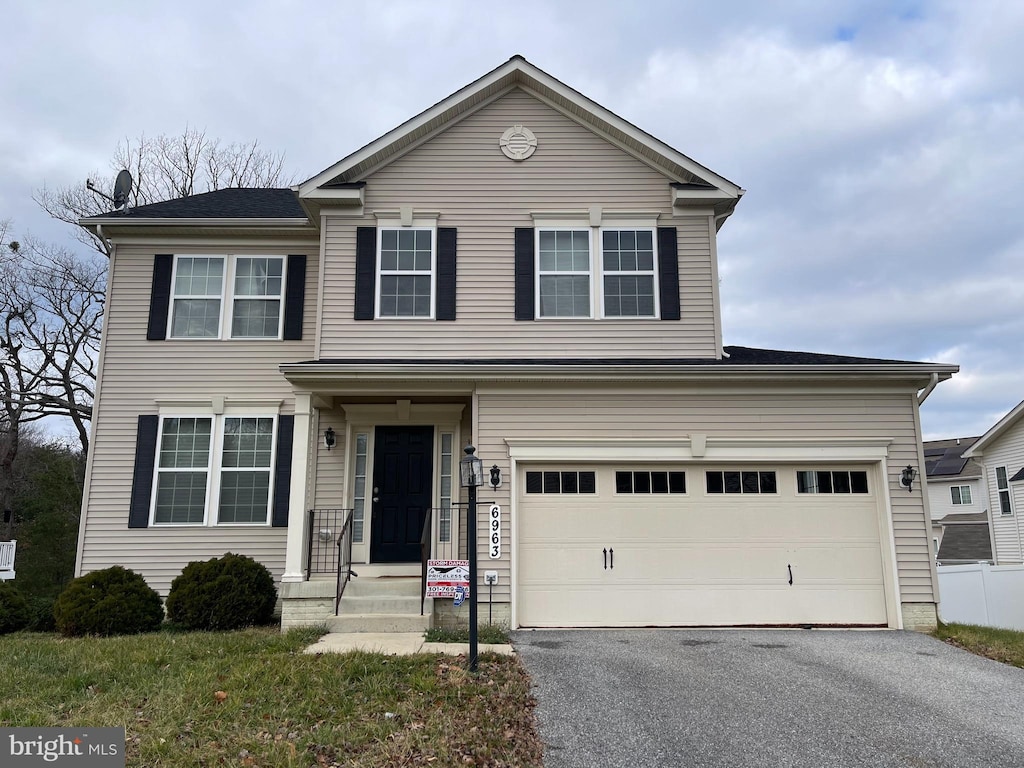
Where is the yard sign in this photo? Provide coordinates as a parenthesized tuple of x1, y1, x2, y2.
(426, 559, 470, 599)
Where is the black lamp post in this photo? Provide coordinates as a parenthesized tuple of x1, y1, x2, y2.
(460, 441, 484, 671)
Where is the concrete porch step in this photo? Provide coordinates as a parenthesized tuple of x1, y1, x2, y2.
(343, 576, 420, 598)
(337, 594, 423, 615)
(326, 613, 431, 634)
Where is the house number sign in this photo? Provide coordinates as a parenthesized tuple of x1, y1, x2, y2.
(489, 504, 501, 559)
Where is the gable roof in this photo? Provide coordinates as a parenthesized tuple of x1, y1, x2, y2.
(298, 56, 744, 206)
(923, 437, 982, 480)
(963, 399, 1024, 457)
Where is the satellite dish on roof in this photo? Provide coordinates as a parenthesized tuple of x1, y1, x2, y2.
(112, 170, 133, 211)
(86, 169, 133, 214)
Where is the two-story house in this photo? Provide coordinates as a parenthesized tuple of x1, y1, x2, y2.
(74, 56, 956, 631)
(963, 399, 1024, 563)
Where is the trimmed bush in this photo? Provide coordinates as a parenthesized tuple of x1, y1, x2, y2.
(0, 583, 31, 634)
(166, 553, 277, 631)
(53, 566, 163, 637)
(27, 596, 57, 632)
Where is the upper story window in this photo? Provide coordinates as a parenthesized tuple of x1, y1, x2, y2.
(377, 228, 435, 318)
(534, 227, 658, 319)
(996, 466, 1013, 515)
(170, 255, 285, 339)
(602, 229, 657, 318)
(950, 484, 973, 505)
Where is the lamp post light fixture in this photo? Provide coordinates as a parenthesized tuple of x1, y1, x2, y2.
(900, 465, 917, 493)
(460, 441, 484, 672)
(323, 427, 336, 451)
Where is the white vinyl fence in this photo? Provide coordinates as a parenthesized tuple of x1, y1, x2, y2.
(937, 563, 1024, 631)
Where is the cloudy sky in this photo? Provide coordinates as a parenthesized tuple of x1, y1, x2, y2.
(3, 0, 1021, 440)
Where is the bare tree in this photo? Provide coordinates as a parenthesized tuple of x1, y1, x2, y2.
(0, 228, 104, 456)
(34, 126, 289, 256)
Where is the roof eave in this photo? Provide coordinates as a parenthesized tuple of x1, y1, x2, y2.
(280, 361, 958, 384)
(963, 398, 1024, 456)
(80, 217, 311, 228)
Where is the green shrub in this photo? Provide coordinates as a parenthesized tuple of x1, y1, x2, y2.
(53, 566, 163, 637)
(165, 553, 277, 631)
(0, 583, 31, 634)
(26, 595, 56, 632)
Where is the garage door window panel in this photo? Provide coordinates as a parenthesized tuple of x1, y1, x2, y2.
(797, 470, 869, 494)
(706, 471, 776, 494)
(526, 470, 596, 494)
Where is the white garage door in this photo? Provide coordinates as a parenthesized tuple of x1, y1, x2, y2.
(517, 463, 889, 627)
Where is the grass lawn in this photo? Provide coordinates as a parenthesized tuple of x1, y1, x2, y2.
(0, 627, 543, 767)
(933, 621, 1024, 669)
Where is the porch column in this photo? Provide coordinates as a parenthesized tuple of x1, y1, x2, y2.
(281, 393, 313, 583)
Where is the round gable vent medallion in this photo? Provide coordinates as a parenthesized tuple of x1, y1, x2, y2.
(500, 125, 537, 161)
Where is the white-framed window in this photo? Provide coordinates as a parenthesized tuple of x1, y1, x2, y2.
(537, 229, 592, 318)
(439, 432, 454, 543)
(535, 227, 659, 318)
(950, 484, 973, 505)
(996, 466, 1013, 515)
(377, 228, 435, 318)
(169, 255, 285, 339)
(351, 432, 369, 542)
(600, 228, 658, 318)
(152, 413, 277, 526)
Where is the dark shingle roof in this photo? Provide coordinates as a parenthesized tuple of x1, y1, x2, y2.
(923, 437, 982, 479)
(937, 523, 992, 563)
(1010, 467, 1024, 482)
(84, 188, 305, 220)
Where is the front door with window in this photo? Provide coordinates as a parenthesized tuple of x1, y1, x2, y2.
(370, 426, 434, 562)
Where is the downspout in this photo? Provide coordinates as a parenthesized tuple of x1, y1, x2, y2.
(714, 210, 732, 360)
(917, 372, 939, 405)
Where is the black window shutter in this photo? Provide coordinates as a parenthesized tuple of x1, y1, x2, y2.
(436, 227, 457, 321)
(146, 255, 174, 340)
(514, 228, 535, 321)
(283, 255, 306, 340)
(128, 415, 159, 528)
(657, 227, 681, 321)
(354, 227, 377, 320)
(272, 415, 294, 528)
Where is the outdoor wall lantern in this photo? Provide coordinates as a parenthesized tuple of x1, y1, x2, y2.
(900, 465, 917, 493)
(460, 442, 485, 672)
(489, 464, 502, 489)
(323, 427, 336, 451)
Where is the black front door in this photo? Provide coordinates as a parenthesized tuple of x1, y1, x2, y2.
(370, 425, 434, 563)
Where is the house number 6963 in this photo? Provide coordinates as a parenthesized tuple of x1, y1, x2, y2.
(489, 504, 501, 559)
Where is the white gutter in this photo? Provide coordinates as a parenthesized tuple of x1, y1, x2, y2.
(917, 372, 940, 404)
(280, 360, 958, 383)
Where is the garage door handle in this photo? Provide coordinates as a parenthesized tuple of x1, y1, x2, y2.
(609, 548, 614, 569)
(788, 564, 793, 585)
(603, 548, 607, 569)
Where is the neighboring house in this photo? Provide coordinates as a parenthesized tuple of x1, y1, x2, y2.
(923, 437, 992, 563)
(73, 56, 957, 632)
(964, 399, 1024, 564)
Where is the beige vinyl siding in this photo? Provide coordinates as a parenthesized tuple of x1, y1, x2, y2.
(474, 385, 935, 606)
(78, 242, 318, 594)
(319, 88, 718, 360)
(982, 425, 1024, 563)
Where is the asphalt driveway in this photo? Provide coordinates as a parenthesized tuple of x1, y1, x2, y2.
(512, 629, 1024, 768)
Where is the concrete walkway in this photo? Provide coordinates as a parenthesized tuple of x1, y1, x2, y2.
(304, 632, 515, 656)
